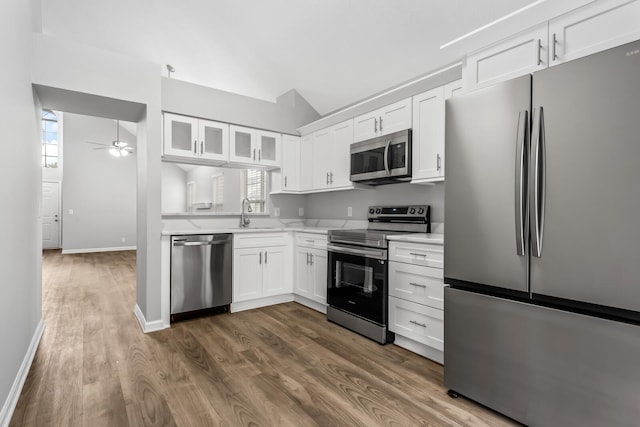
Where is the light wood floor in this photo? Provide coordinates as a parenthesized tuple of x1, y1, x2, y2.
(10, 250, 518, 426)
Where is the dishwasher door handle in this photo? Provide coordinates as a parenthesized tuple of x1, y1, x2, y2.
(173, 240, 228, 247)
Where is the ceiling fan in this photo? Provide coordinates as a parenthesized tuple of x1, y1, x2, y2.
(85, 120, 135, 157)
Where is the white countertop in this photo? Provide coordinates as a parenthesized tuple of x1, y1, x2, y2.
(386, 233, 444, 245)
(161, 226, 333, 236)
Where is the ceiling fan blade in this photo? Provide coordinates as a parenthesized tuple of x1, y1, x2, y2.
(92, 147, 111, 150)
(85, 141, 110, 146)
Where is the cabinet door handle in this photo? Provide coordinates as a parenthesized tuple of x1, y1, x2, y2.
(326, 172, 329, 185)
(265, 251, 268, 264)
(536, 38, 542, 66)
(552, 33, 558, 61)
(329, 172, 333, 184)
(193, 140, 197, 155)
(409, 252, 427, 257)
(284, 176, 287, 187)
(309, 253, 313, 265)
(410, 320, 427, 328)
(436, 154, 441, 171)
(306, 252, 310, 264)
(409, 282, 427, 288)
(253, 149, 256, 160)
(259, 252, 262, 264)
(374, 117, 378, 133)
(200, 141, 204, 155)
(259, 149, 261, 161)
(379, 116, 383, 131)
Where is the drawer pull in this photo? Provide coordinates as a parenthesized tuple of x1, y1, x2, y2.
(410, 320, 427, 328)
(409, 282, 427, 288)
(409, 252, 427, 257)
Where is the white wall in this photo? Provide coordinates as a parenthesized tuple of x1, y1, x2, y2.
(62, 114, 137, 251)
(306, 183, 445, 223)
(0, 0, 42, 423)
(161, 163, 186, 213)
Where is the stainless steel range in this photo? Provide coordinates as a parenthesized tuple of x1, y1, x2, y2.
(327, 205, 431, 344)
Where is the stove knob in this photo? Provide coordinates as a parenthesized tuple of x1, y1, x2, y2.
(375, 208, 381, 214)
(369, 208, 375, 214)
(409, 208, 416, 214)
(418, 208, 425, 214)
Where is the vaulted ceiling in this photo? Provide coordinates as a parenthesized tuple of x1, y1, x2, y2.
(42, 0, 535, 116)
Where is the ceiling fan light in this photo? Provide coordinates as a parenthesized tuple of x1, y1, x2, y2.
(109, 147, 121, 157)
(120, 148, 129, 157)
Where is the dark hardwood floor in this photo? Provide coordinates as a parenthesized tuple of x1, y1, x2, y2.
(10, 250, 517, 426)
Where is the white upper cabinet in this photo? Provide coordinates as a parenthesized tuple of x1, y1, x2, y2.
(354, 98, 412, 142)
(163, 113, 229, 161)
(300, 134, 314, 192)
(229, 125, 281, 167)
(463, 0, 640, 91)
(279, 134, 301, 192)
(548, 0, 640, 66)
(464, 23, 548, 91)
(312, 119, 354, 191)
(411, 86, 444, 183)
(411, 79, 462, 184)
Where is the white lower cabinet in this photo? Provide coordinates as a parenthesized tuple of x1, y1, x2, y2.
(232, 232, 292, 311)
(293, 232, 328, 313)
(388, 240, 444, 363)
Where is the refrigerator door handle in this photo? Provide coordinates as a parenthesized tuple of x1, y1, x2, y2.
(530, 106, 546, 257)
(515, 110, 529, 256)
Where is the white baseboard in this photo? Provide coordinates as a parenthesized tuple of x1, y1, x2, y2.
(0, 319, 45, 427)
(231, 294, 294, 313)
(133, 304, 166, 333)
(62, 246, 136, 254)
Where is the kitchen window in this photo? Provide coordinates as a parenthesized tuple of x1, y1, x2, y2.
(241, 169, 267, 213)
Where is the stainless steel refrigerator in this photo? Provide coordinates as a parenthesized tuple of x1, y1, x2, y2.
(444, 39, 640, 426)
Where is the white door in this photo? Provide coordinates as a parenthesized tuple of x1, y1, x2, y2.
(42, 181, 60, 249)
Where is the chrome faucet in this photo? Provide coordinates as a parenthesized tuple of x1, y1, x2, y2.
(240, 198, 252, 227)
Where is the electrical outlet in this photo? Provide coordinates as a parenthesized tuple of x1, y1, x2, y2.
(347, 206, 353, 217)
(274, 207, 280, 217)
(68, 209, 74, 215)
(299, 207, 304, 217)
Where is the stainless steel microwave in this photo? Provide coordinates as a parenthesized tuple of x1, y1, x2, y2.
(350, 129, 412, 185)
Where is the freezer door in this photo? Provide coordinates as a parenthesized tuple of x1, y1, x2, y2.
(530, 40, 640, 313)
(444, 75, 530, 293)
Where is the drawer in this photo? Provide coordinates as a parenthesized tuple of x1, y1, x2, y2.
(389, 261, 444, 309)
(295, 232, 327, 250)
(233, 232, 289, 249)
(389, 241, 443, 268)
(388, 296, 444, 351)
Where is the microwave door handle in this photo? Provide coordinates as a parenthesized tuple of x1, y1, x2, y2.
(383, 139, 391, 176)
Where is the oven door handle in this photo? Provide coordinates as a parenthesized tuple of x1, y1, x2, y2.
(327, 244, 386, 260)
(383, 139, 391, 176)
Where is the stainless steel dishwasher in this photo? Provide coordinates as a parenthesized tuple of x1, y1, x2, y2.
(170, 234, 232, 321)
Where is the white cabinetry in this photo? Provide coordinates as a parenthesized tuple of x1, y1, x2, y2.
(388, 240, 444, 363)
(411, 79, 463, 183)
(311, 119, 354, 191)
(275, 134, 301, 193)
(293, 232, 328, 313)
(463, 0, 640, 91)
(232, 232, 292, 311)
(300, 134, 314, 192)
(229, 125, 281, 168)
(163, 113, 229, 161)
(354, 98, 412, 142)
(548, 0, 640, 66)
(464, 24, 548, 91)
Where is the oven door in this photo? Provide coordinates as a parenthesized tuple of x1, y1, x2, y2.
(327, 244, 388, 325)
